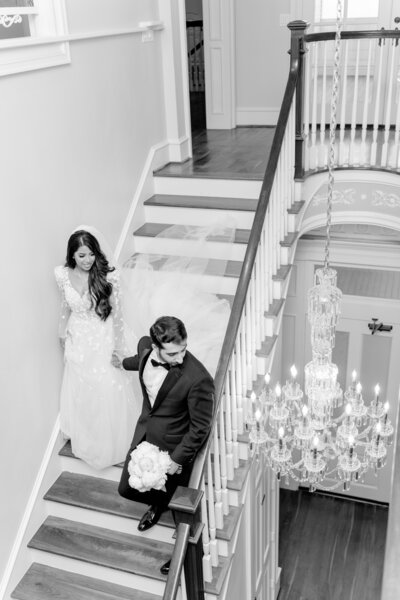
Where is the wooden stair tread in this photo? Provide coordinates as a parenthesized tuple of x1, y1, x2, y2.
(204, 554, 233, 595)
(28, 516, 173, 581)
(287, 200, 305, 214)
(256, 335, 278, 358)
(280, 232, 298, 247)
(125, 252, 242, 279)
(216, 504, 243, 541)
(153, 162, 263, 181)
(265, 298, 284, 318)
(49, 469, 243, 543)
(11, 562, 161, 600)
(272, 264, 292, 281)
(205, 457, 251, 492)
(133, 222, 250, 245)
(144, 194, 257, 212)
(44, 471, 175, 528)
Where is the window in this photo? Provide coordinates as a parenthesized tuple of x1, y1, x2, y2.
(315, 0, 379, 22)
(0, 1, 36, 40)
(0, 0, 70, 76)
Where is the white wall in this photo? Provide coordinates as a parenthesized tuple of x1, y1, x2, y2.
(235, 0, 293, 125)
(0, 0, 168, 581)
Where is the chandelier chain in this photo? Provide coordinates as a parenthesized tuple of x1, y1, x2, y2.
(325, 0, 344, 270)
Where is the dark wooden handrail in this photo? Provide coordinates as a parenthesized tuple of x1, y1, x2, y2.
(162, 522, 191, 600)
(189, 56, 300, 491)
(305, 28, 400, 43)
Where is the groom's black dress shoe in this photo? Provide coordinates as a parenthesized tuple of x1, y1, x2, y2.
(160, 559, 171, 575)
(137, 505, 163, 531)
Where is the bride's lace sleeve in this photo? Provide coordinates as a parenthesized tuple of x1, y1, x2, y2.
(109, 269, 136, 355)
(54, 266, 71, 339)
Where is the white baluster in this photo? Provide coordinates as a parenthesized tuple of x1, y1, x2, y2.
(393, 64, 400, 168)
(224, 373, 234, 480)
(201, 478, 213, 582)
(234, 339, 244, 435)
(304, 42, 311, 172)
(319, 41, 328, 168)
(381, 40, 397, 166)
(310, 42, 319, 169)
(239, 319, 248, 411)
(230, 362, 239, 468)
(371, 42, 384, 166)
(212, 428, 224, 528)
(360, 39, 373, 166)
(206, 456, 219, 567)
(339, 39, 349, 166)
(218, 399, 229, 514)
(349, 39, 361, 166)
(254, 251, 262, 349)
(245, 296, 253, 387)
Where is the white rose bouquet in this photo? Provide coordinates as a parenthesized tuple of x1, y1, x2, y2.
(127, 441, 172, 492)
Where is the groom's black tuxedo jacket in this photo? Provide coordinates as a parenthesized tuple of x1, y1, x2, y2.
(122, 336, 214, 467)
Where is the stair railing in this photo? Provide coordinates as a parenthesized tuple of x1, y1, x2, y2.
(300, 27, 400, 174)
(163, 21, 307, 600)
(186, 20, 204, 92)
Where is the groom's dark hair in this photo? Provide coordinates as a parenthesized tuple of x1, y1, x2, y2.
(150, 316, 187, 348)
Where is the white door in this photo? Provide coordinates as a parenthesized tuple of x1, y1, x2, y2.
(202, 0, 236, 129)
(330, 296, 400, 502)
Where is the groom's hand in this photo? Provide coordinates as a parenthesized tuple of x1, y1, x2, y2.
(111, 351, 123, 369)
(168, 459, 182, 475)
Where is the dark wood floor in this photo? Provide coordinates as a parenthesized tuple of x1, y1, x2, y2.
(155, 92, 275, 181)
(278, 488, 388, 600)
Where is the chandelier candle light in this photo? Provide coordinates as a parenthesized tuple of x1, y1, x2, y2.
(247, 0, 393, 493)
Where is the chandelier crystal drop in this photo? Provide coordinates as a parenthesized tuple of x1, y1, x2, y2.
(247, 369, 393, 492)
(247, 0, 392, 493)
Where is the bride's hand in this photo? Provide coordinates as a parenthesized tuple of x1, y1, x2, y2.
(59, 337, 66, 350)
(111, 351, 123, 369)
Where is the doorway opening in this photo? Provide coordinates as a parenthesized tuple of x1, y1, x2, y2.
(185, 1, 206, 132)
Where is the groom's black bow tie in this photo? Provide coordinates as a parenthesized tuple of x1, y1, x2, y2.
(151, 359, 171, 371)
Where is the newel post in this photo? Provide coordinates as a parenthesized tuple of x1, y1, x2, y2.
(288, 20, 309, 181)
(169, 486, 205, 600)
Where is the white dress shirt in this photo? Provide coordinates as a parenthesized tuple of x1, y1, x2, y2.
(143, 349, 169, 406)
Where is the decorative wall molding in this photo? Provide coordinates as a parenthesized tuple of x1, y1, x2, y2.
(311, 188, 356, 207)
(236, 107, 280, 126)
(372, 190, 400, 208)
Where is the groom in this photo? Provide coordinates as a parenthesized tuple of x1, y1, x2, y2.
(116, 316, 214, 564)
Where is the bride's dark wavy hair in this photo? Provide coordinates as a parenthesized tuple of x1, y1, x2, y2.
(65, 230, 115, 321)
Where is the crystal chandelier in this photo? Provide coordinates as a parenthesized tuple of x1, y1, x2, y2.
(246, 0, 393, 492)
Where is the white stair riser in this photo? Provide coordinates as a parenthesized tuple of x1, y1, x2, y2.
(133, 235, 246, 262)
(273, 280, 284, 299)
(280, 245, 293, 265)
(154, 176, 262, 199)
(60, 457, 122, 482)
(43, 501, 176, 546)
(28, 549, 170, 598)
(264, 316, 276, 338)
(144, 205, 255, 229)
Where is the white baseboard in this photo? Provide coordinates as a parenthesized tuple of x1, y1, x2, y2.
(0, 417, 62, 600)
(114, 141, 170, 263)
(168, 135, 191, 163)
(236, 107, 279, 126)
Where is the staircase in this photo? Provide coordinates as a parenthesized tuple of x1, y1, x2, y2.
(8, 166, 305, 600)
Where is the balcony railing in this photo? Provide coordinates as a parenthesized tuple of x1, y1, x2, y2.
(301, 28, 400, 174)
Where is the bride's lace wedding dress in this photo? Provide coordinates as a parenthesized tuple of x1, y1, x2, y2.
(55, 265, 139, 470)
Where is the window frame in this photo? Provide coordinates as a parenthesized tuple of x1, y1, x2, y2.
(0, 0, 70, 77)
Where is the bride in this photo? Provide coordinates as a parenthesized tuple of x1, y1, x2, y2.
(55, 227, 139, 470)
(55, 223, 232, 469)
